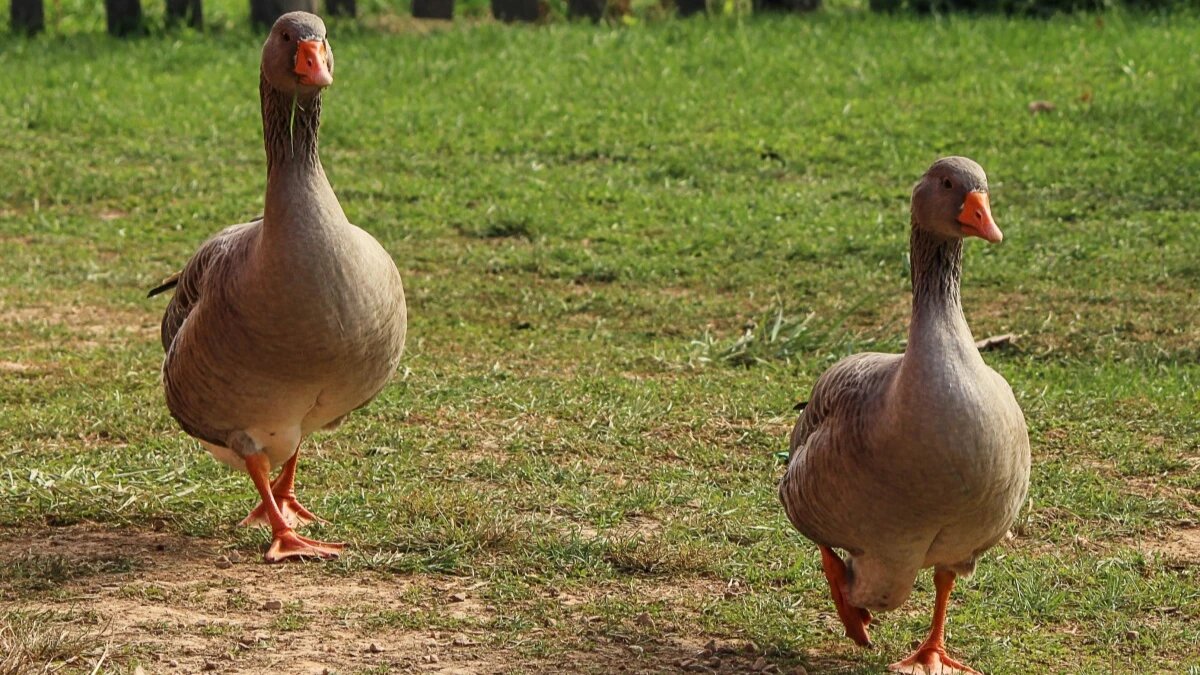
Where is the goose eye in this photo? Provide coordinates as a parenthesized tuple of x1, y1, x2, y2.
(942, 178, 953, 190)
(282, 32, 290, 42)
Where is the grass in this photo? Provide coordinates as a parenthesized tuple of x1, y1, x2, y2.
(2, 3, 1199, 674)
(0, 610, 109, 675)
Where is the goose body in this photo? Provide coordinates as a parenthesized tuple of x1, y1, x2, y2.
(152, 12, 406, 562)
(779, 157, 1030, 674)
(162, 210, 406, 472)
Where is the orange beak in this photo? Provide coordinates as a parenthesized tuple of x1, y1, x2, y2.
(958, 191, 1002, 243)
(295, 39, 332, 88)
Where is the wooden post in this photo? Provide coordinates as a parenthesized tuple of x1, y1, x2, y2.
(491, 0, 540, 21)
(166, 0, 204, 28)
(753, 0, 820, 11)
(327, 0, 357, 16)
(568, 0, 628, 21)
(249, 0, 317, 28)
(412, 0, 454, 19)
(11, 0, 45, 34)
(567, 0, 603, 20)
(104, 0, 145, 36)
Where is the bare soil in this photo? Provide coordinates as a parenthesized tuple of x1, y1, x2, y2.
(0, 524, 808, 674)
(1145, 527, 1200, 567)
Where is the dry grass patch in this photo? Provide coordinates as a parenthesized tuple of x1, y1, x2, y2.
(0, 610, 109, 675)
(0, 301, 156, 351)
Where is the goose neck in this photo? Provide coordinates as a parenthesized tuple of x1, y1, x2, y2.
(261, 74, 322, 177)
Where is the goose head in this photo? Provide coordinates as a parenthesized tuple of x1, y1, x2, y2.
(261, 12, 334, 98)
(911, 156, 1002, 243)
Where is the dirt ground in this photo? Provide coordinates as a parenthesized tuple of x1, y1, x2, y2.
(0, 524, 815, 674)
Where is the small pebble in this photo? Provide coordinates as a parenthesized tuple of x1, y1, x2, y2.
(792, 667, 809, 675)
(1125, 630, 1140, 641)
(262, 599, 283, 611)
(227, 550, 243, 563)
(168, 660, 178, 667)
(449, 592, 467, 603)
(752, 656, 768, 671)
(202, 662, 218, 672)
(678, 659, 695, 668)
(634, 612, 654, 627)
(366, 642, 382, 653)
(214, 556, 232, 570)
(706, 657, 721, 668)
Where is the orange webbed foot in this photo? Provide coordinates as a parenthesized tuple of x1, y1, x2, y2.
(264, 529, 344, 563)
(889, 568, 977, 674)
(240, 494, 327, 529)
(819, 546, 872, 647)
(888, 644, 981, 675)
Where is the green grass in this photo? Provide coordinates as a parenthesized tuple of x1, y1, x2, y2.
(2, 5, 1199, 674)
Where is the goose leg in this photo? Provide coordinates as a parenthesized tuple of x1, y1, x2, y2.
(888, 569, 979, 675)
(244, 453, 344, 563)
(819, 546, 873, 647)
(240, 448, 328, 528)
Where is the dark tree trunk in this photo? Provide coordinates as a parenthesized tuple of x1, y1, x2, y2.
(412, 0, 454, 18)
(166, 0, 203, 28)
(327, 0, 356, 16)
(104, 0, 145, 36)
(675, 0, 706, 17)
(250, 0, 317, 28)
(491, 0, 539, 21)
(11, 0, 45, 34)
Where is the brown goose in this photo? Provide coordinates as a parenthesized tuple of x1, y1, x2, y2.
(779, 157, 1030, 674)
(150, 12, 407, 563)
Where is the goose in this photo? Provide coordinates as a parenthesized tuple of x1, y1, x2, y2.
(779, 157, 1030, 674)
(149, 12, 407, 563)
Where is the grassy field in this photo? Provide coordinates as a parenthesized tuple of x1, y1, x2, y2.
(2, 4, 1199, 674)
